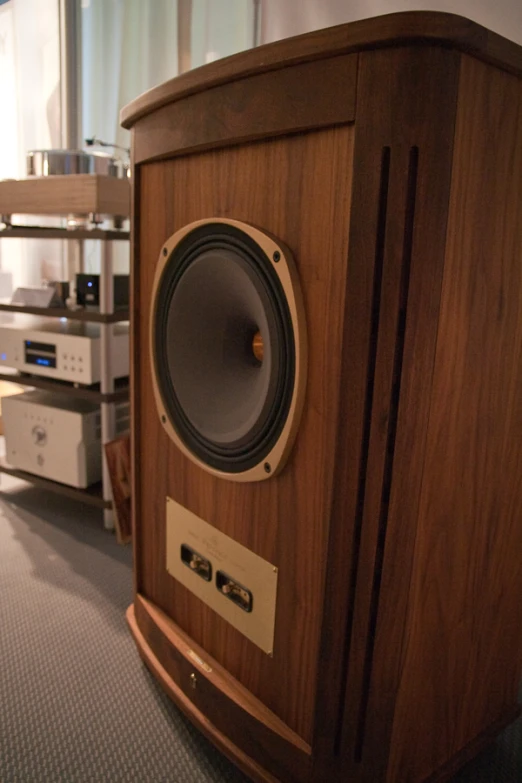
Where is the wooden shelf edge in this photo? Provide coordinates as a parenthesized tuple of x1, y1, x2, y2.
(0, 457, 110, 508)
(126, 603, 280, 783)
(0, 226, 129, 241)
(0, 301, 129, 323)
(0, 175, 130, 220)
(0, 371, 129, 403)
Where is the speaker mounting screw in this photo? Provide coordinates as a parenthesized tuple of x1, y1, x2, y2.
(163, 247, 168, 257)
(264, 462, 271, 473)
(272, 251, 280, 263)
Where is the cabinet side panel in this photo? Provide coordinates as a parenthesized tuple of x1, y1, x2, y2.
(388, 55, 522, 782)
(314, 46, 460, 783)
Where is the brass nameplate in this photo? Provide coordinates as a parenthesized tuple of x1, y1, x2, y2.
(165, 497, 278, 655)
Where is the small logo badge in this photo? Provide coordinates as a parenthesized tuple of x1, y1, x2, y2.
(32, 426, 47, 447)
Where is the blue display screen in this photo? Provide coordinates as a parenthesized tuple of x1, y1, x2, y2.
(25, 339, 57, 369)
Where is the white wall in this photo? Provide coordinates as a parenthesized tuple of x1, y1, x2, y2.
(260, 0, 522, 45)
(0, 0, 62, 289)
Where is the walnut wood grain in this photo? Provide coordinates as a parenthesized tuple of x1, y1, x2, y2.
(134, 595, 311, 782)
(385, 53, 522, 782)
(126, 603, 281, 783)
(314, 46, 461, 783)
(133, 54, 357, 164)
(424, 705, 521, 783)
(134, 126, 355, 746)
(126, 18, 522, 783)
(0, 175, 130, 218)
(121, 11, 522, 129)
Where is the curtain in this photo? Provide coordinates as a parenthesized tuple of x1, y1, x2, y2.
(260, 0, 522, 45)
(82, 0, 255, 151)
(0, 0, 61, 290)
(81, 0, 255, 275)
(0, 0, 256, 282)
(191, 0, 254, 69)
(82, 0, 179, 153)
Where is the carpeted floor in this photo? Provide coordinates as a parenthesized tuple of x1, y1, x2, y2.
(0, 473, 520, 783)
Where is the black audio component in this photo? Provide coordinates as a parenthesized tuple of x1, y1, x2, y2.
(76, 274, 129, 309)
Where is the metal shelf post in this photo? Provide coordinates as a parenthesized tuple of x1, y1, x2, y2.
(100, 240, 116, 529)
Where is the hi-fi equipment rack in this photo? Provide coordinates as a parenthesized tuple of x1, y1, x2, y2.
(0, 174, 130, 527)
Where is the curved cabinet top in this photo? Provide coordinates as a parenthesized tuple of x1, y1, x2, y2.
(121, 11, 522, 129)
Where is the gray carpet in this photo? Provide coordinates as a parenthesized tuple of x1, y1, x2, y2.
(0, 474, 520, 783)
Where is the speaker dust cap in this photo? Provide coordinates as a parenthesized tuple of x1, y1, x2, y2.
(150, 218, 307, 481)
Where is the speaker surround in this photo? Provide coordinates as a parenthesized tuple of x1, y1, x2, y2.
(150, 218, 307, 481)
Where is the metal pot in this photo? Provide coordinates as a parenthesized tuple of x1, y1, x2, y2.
(26, 149, 129, 178)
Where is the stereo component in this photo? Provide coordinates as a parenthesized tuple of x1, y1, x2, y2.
(3, 390, 129, 488)
(76, 273, 129, 309)
(0, 316, 129, 384)
(123, 11, 522, 783)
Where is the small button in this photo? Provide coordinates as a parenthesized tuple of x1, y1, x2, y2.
(78, 357, 83, 363)
(63, 353, 68, 359)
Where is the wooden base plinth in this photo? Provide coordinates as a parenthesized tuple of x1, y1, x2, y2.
(127, 600, 521, 783)
(126, 603, 279, 783)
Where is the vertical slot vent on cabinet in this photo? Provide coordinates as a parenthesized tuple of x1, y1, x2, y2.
(354, 145, 419, 763)
(334, 145, 391, 756)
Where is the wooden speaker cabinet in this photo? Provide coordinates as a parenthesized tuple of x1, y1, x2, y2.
(122, 12, 522, 783)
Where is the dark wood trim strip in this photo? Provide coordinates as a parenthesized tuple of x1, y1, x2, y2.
(133, 54, 357, 164)
(355, 145, 418, 761)
(333, 145, 391, 756)
(121, 11, 522, 129)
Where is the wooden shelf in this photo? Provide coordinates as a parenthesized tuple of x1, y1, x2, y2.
(0, 457, 110, 509)
(0, 175, 130, 218)
(0, 370, 129, 403)
(0, 301, 129, 323)
(0, 225, 129, 241)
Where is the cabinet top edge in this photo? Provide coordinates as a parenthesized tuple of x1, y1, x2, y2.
(121, 11, 522, 130)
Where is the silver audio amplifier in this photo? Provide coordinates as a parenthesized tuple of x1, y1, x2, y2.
(0, 316, 129, 384)
(3, 391, 129, 488)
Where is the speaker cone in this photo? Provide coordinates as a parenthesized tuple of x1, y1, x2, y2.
(151, 219, 307, 480)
